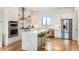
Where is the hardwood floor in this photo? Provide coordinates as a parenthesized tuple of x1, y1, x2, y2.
(38, 38, 79, 51)
(0, 40, 21, 51)
(0, 38, 79, 51)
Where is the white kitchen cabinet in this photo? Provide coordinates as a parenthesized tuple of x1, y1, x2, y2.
(0, 21, 3, 47)
(22, 31, 37, 51)
(54, 15, 61, 38)
(61, 14, 73, 19)
(55, 29, 61, 38)
(3, 7, 20, 21)
(75, 8, 79, 44)
(0, 21, 3, 34)
(0, 8, 3, 19)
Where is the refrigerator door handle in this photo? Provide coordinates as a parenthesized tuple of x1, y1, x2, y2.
(66, 21, 68, 32)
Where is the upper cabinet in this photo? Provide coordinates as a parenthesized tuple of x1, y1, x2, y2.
(3, 7, 20, 21)
(0, 8, 4, 21)
(0, 8, 2, 19)
(74, 8, 79, 43)
(61, 14, 73, 19)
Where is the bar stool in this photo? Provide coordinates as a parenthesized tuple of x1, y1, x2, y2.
(38, 32, 45, 50)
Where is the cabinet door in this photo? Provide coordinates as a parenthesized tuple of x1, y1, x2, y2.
(4, 8, 19, 20)
(22, 32, 37, 51)
(0, 21, 3, 47)
(0, 21, 3, 34)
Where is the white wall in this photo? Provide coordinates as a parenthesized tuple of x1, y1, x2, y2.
(29, 8, 74, 38)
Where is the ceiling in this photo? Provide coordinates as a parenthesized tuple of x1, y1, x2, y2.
(25, 7, 74, 12)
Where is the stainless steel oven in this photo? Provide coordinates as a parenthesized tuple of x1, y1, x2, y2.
(8, 21, 18, 38)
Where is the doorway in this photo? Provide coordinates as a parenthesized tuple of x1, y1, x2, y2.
(61, 19, 72, 40)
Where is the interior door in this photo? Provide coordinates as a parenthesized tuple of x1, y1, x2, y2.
(61, 19, 72, 40)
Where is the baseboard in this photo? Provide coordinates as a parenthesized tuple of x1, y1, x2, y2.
(54, 37, 77, 41)
(54, 37, 63, 39)
(21, 49, 27, 51)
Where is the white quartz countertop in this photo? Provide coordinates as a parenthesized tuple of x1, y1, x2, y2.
(22, 29, 48, 34)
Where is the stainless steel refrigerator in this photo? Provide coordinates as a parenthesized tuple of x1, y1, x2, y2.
(61, 19, 72, 40)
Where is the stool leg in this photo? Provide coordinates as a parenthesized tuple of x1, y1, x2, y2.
(41, 38, 42, 46)
(42, 37, 45, 46)
(44, 37, 46, 46)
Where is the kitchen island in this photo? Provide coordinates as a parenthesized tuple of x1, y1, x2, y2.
(22, 29, 48, 51)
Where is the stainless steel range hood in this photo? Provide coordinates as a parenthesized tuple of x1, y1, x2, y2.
(19, 7, 25, 20)
(22, 7, 24, 20)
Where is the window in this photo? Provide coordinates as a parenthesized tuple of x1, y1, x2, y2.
(42, 17, 51, 26)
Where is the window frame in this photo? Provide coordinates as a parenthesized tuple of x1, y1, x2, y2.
(42, 16, 51, 26)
